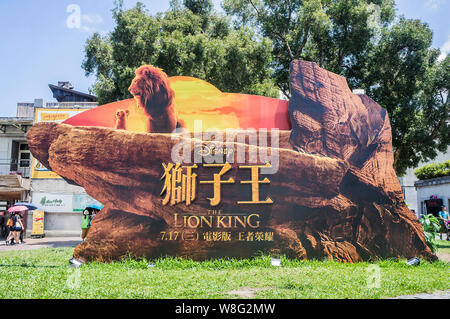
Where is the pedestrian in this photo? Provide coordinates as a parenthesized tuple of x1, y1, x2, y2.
(5, 212, 15, 245)
(81, 209, 92, 241)
(18, 211, 25, 243)
(0, 210, 7, 238)
(5, 212, 23, 245)
(438, 205, 449, 240)
(14, 213, 24, 244)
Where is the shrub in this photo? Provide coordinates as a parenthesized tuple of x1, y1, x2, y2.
(419, 214, 441, 253)
(414, 160, 450, 180)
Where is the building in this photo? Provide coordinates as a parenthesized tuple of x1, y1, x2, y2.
(0, 108, 34, 210)
(399, 146, 450, 217)
(415, 176, 450, 217)
(0, 83, 99, 238)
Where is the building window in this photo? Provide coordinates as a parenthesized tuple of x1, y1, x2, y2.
(17, 142, 30, 177)
(19, 153, 30, 167)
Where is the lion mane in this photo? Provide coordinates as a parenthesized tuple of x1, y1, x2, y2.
(128, 65, 183, 133)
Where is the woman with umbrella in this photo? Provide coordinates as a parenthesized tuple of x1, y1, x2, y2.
(5, 206, 27, 245)
(81, 204, 103, 241)
(5, 203, 37, 245)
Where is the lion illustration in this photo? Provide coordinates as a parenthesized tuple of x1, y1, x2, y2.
(114, 109, 129, 130)
(128, 65, 184, 133)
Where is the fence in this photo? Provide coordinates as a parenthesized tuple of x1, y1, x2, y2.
(0, 158, 30, 178)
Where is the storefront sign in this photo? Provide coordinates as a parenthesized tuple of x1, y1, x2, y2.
(31, 210, 45, 237)
(31, 193, 73, 212)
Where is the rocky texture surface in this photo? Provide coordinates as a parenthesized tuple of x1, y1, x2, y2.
(26, 60, 434, 262)
(286, 60, 434, 262)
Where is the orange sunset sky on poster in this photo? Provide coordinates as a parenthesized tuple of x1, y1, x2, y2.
(63, 76, 291, 131)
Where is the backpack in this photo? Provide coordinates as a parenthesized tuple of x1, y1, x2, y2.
(6, 217, 13, 227)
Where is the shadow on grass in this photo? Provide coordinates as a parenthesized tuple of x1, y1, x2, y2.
(26, 241, 81, 248)
(0, 264, 63, 269)
(437, 243, 450, 248)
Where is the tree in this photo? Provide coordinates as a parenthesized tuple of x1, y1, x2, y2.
(183, 0, 213, 15)
(82, 0, 278, 105)
(224, 0, 449, 175)
(364, 19, 450, 174)
(223, 0, 396, 96)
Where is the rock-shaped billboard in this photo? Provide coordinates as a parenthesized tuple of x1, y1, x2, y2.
(27, 61, 434, 262)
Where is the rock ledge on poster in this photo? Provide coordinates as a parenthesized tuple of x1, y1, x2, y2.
(27, 60, 435, 262)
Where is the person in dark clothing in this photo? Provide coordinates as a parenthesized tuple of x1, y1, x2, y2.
(5, 212, 23, 245)
(0, 211, 8, 238)
(18, 211, 25, 243)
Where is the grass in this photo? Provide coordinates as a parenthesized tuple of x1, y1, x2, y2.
(436, 239, 450, 254)
(0, 247, 449, 299)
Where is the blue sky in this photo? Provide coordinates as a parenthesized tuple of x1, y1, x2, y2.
(0, 0, 449, 117)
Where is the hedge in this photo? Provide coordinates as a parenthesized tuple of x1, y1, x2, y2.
(414, 160, 450, 180)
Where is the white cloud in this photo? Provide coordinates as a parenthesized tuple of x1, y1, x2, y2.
(438, 34, 450, 62)
(426, 0, 446, 10)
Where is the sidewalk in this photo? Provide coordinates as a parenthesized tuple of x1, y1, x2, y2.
(393, 290, 450, 299)
(0, 237, 81, 252)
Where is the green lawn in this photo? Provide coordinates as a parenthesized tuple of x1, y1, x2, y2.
(437, 239, 450, 254)
(0, 247, 449, 299)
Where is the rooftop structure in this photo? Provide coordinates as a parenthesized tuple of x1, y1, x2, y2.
(48, 81, 97, 103)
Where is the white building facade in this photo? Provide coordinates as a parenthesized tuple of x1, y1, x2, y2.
(399, 146, 450, 217)
(0, 98, 99, 238)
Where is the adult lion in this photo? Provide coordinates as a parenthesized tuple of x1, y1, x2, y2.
(128, 65, 184, 133)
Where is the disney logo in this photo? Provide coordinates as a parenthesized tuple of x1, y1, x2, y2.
(196, 143, 234, 157)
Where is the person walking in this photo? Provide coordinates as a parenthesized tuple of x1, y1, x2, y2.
(438, 205, 449, 240)
(5, 212, 15, 245)
(14, 213, 24, 244)
(0, 210, 7, 238)
(81, 209, 92, 242)
(5, 212, 23, 245)
(18, 211, 25, 243)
